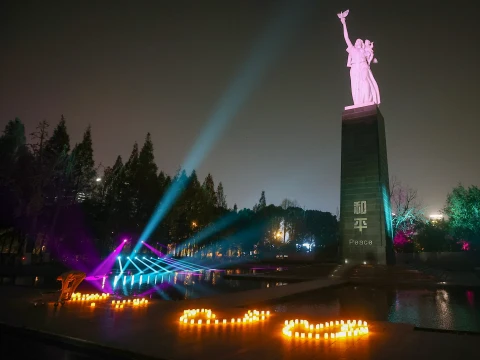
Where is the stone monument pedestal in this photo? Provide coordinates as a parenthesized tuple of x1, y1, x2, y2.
(339, 104, 395, 265)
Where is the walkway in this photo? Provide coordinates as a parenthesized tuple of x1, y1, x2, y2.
(0, 286, 477, 360)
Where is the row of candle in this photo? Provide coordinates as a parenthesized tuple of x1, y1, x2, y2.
(179, 308, 270, 325)
(111, 298, 148, 308)
(71, 292, 110, 301)
(282, 319, 369, 339)
(90, 298, 149, 309)
(179, 309, 369, 340)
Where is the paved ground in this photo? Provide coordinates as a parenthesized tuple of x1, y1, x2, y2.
(1, 282, 479, 360)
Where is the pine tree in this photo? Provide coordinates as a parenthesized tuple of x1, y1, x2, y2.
(41, 116, 74, 258)
(30, 120, 49, 159)
(138, 133, 158, 177)
(233, 203, 238, 212)
(125, 142, 139, 183)
(202, 173, 216, 207)
(136, 133, 160, 227)
(0, 118, 28, 230)
(216, 182, 227, 209)
(44, 115, 70, 162)
(0, 118, 27, 177)
(158, 171, 171, 193)
(121, 142, 140, 221)
(254, 190, 266, 212)
(25, 120, 50, 254)
(71, 125, 96, 198)
(103, 155, 123, 204)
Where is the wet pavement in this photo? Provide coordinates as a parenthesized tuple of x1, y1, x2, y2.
(1, 284, 479, 360)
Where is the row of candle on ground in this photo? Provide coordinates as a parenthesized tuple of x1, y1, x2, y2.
(180, 309, 270, 325)
(71, 292, 110, 301)
(89, 298, 149, 308)
(282, 328, 369, 339)
(282, 319, 369, 339)
(112, 299, 148, 307)
(285, 319, 367, 330)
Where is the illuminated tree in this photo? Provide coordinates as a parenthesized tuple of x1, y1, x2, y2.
(444, 184, 480, 247)
(390, 177, 425, 237)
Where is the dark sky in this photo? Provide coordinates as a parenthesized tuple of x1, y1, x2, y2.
(1, 0, 479, 215)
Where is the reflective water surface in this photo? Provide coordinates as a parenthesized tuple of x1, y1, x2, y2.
(82, 269, 289, 300)
(272, 286, 480, 332)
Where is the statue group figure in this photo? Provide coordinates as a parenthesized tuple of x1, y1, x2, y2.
(338, 10, 381, 106)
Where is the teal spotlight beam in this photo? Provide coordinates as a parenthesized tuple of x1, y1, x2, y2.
(164, 256, 209, 270)
(137, 258, 159, 273)
(128, 257, 144, 274)
(118, 257, 123, 274)
(173, 212, 241, 255)
(125, 0, 317, 265)
(191, 224, 264, 264)
(153, 257, 195, 272)
(145, 258, 172, 273)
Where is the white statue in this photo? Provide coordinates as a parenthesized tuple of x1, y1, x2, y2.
(338, 10, 380, 107)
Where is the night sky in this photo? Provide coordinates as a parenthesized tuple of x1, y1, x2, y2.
(1, 0, 479, 215)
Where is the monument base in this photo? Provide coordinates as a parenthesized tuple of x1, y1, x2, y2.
(344, 102, 375, 110)
(339, 104, 395, 266)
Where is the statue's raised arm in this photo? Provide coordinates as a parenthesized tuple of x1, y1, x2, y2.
(336, 9, 381, 107)
(337, 10, 352, 48)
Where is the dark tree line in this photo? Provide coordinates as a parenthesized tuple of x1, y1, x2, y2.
(0, 117, 338, 265)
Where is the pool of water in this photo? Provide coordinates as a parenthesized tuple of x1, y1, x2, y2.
(80, 270, 289, 300)
(272, 285, 480, 332)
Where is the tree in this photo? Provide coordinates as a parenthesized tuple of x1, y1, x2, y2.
(119, 142, 140, 233)
(444, 184, 480, 247)
(416, 219, 451, 252)
(202, 173, 216, 207)
(253, 190, 266, 212)
(44, 115, 70, 161)
(0, 118, 27, 181)
(25, 120, 50, 254)
(280, 198, 298, 210)
(135, 133, 160, 227)
(390, 177, 425, 237)
(0, 118, 31, 258)
(71, 126, 96, 199)
(216, 182, 227, 209)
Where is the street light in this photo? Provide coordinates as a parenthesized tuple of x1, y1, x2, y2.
(96, 177, 102, 182)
